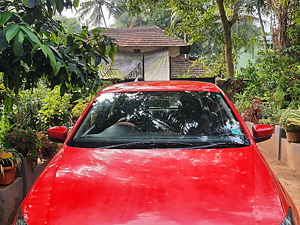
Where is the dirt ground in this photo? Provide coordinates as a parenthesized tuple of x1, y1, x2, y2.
(258, 147, 300, 212)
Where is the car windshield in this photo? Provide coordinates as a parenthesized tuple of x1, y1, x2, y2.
(69, 91, 250, 149)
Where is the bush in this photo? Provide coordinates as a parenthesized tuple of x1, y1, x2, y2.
(280, 108, 300, 131)
(2, 127, 41, 164)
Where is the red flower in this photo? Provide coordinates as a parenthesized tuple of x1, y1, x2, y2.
(22, 139, 25, 142)
(17, 143, 20, 146)
(16, 132, 18, 134)
(13, 137, 17, 139)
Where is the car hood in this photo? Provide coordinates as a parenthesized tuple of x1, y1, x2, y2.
(22, 146, 285, 225)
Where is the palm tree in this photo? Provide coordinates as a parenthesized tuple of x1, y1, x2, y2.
(76, 0, 123, 28)
(244, 0, 270, 54)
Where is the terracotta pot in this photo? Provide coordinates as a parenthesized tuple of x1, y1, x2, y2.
(286, 131, 300, 143)
(0, 166, 17, 185)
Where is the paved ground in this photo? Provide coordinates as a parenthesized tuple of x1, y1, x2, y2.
(259, 147, 300, 212)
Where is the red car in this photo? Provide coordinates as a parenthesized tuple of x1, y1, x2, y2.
(14, 81, 299, 225)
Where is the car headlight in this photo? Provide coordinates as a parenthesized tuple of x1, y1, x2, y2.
(281, 207, 297, 225)
(14, 207, 28, 225)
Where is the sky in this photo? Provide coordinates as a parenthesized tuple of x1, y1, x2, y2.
(61, 7, 114, 27)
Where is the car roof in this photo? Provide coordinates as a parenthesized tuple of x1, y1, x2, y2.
(101, 81, 222, 93)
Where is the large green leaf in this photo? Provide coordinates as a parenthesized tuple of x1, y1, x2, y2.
(13, 39, 24, 56)
(31, 44, 39, 59)
(6, 24, 20, 42)
(39, 44, 48, 58)
(54, 62, 61, 75)
(0, 12, 12, 26)
(73, 0, 79, 8)
(22, 0, 29, 7)
(56, 0, 64, 14)
(16, 30, 25, 44)
(44, 45, 56, 68)
(20, 26, 41, 45)
(105, 44, 111, 55)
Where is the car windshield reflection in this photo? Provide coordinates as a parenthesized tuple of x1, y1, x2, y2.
(69, 91, 250, 148)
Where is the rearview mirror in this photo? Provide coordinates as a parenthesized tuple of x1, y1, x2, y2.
(252, 124, 273, 143)
(47, 126, 68, 143)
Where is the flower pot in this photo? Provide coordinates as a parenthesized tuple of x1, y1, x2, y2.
(286, 131, 300, 143)
(0, 166, 17, 185)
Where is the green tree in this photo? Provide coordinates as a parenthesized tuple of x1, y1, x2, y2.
(112, 7, 172, 29)
(76, 0, 123, 27)
(124, 0, 244, 77)
(244, 0, 270, 54)
(0, 0, 117, 98)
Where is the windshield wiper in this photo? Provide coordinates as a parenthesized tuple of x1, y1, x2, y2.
(102, 141, 249, 149)
(102, 141, 196, 149)
(187, 142, 250, 149)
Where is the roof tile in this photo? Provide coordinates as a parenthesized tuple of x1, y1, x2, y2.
(99, 26, 189, 47)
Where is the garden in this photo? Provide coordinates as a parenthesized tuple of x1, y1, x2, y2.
(1, 0, 300, 224)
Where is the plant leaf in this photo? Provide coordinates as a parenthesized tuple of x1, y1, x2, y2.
(6, 24, 20, 42)
(31, 44, 39, 59)
(73, 0, 79, 7)
(13, 39, 24, 56)
(22, 0, 29, 7)
(20, 26, 41, 45)
(44, 45, 56, 68)
(0, 12, 12, 26)
(54, 62, 61, 75)
(16, 30, 25, 44)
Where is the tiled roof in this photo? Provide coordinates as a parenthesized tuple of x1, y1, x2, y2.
(171, 56, 206, 78)
(98, 26, 189, 47)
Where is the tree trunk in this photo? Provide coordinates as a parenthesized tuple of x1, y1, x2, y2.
(216, 0, 237, 78)
(257, 5, 268, 54)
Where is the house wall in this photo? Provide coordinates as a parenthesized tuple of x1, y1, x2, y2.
(119, 46, 180, 57)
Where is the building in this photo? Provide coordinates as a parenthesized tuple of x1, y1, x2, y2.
(99, 26, 205, 81)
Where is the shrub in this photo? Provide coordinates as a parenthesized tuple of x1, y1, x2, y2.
(280, 108, 300, 131)
(2, 127, 41, 164)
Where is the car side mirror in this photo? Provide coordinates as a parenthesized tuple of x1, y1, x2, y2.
(47, 126, 68, 143)
(252, 124, 273, 143)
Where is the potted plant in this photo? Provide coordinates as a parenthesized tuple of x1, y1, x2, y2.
(0, 147, 23, 185)
(280, 108, 300, 142)
(2, 127, 41, 164)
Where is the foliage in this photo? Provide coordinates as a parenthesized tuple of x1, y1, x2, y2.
(0, 82, 15, 140)
(72, 96, 92, 120)
(2, 127, 41, 164)
(124, 0, 261, 77)
(193, 52, 227, 78)
(260, 101, 282, 125)
(37, 86, 72, 129)
(76, 0, 123, 28)
(242, 98, 263, 124)
(71, 80, 114, 121)
(17, 83, 72, 131)
(0, 0, 117, 97)
(38, 131, 59, 158)
(113, 7, 172, 29)
(280, 108, 300, 132)
(0, 147, 23, 177)
(236, 49, 300, 121)
(287, 108, 300, 127)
